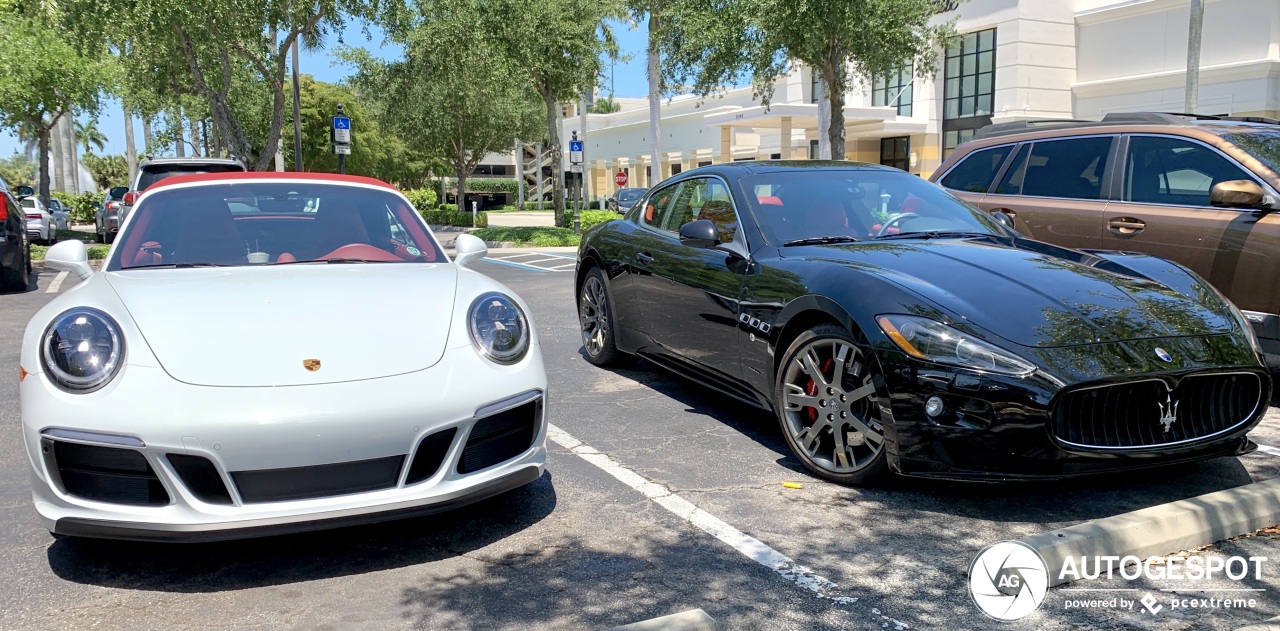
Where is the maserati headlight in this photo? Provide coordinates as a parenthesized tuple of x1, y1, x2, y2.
(41, 308, 125, 392)
(876, 314, 1035, 377)
(468, 292, 530, 364)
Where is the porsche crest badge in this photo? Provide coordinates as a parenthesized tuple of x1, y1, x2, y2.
(303, 359, 321, 372)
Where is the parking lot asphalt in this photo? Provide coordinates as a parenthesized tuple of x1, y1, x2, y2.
(3, 261, 1280, 630)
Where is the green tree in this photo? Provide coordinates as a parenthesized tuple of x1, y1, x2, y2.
(81, 153, 129, 189)
(0, 154, 37, 188)
(76, 117, 108, 154)
(662, 0, 956, 159)
(483, 0, 620, 226)
(349, 0, 544, 210)
(0, 5, 108, 204)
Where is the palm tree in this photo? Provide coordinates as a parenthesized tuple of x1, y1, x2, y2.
(76, 117, 108, 154)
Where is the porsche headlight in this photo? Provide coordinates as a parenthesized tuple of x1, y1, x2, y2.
(468, 292, 530, 364)
(876, 314, 1035, 377)
(41, 308, 124, 392)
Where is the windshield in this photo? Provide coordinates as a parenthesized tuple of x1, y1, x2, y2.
(617, 188, 646, 203)
(746, 169, 1005, 244)
(107, 183, 443, 270)
(137, 164, 245, 192)
(1222, 130, 1280, 175)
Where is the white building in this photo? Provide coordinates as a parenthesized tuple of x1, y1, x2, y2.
(478, 0, 1280, 203)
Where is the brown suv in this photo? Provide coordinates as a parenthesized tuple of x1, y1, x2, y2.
(932, 112, 1280, 371)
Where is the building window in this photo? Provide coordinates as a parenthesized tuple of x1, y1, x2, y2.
(671, 163, 682, 175)
(943, 28, 997, 158)
(809, 139, 820, 159)
(872, 62, 913, 117)
(880, 137, 910, 171)
(811, 69, 821, 103)
(770, 153, 782, 160)
(698, 160, 712, 167)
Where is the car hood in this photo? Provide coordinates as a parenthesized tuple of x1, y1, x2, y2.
(802, 238, 1235, 348)
(106, 264, 458, 386)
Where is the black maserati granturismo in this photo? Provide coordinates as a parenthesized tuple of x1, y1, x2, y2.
(574, 161, 1272, 485)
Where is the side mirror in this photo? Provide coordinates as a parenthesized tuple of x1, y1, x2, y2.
(991, 210, 1016, 230)
(1210, 180, 1270, 210)
(452, 233, 488, 267)
(678, 219, 720, 249)
(14, 185, 33, 200)
(44, 240, 94, 280)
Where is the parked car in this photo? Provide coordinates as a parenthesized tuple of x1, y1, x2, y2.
(20, 196, 55, 246)
(607, 187, 648, 213)
(46, 198, 70, 231)
(119, 157, 248, 224)
(95, 186, 128, 243)
(577, 161, 1271, 485)
(931, 112, 1280, 373)
(0, 180, 32, 292)
(22, 172, 546, 541)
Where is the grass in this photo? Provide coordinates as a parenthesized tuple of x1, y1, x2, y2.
(57, 228, 96, 243)
(30, 243, 110, 261)
(469, 226, 581, 247)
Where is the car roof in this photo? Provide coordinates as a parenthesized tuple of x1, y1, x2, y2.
(969, 112, 1279, 142)
(138, 157, 246, 168)
(677, 160, 900, 178)
(145, 171, 398, 192)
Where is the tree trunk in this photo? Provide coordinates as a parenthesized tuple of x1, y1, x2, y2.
(142, 117, 153, 156)
(174, 114, 186, 158)
(124, 105, 138, 184)
(37, 120, 53, 206)
(823, 62, 846, 160)
(189, 118, 202, 157)
(51, 116, 65, 193)
(815, 73, 831, 160)
(292, 37, 303, 171)
(542, 88, 566, 226)
(647, 10, 661, 185)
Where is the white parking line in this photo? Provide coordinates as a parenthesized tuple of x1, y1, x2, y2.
(546, 423, 907, 629)
(46, 271, 68, 294)
(1256, 444, 1280, 458)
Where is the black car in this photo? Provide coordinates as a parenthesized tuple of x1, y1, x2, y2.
(575, 161, 1272, 485)
(607, 187, 648, 214)
(0, 181, 32, 292)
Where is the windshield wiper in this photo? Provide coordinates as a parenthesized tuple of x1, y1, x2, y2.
(124, 262, 231, 269)
(873, 230, 990, 241)
(782, 235, 860, 247)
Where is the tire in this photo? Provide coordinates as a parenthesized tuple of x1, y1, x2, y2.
(775, 323, 889, 486)
(95, 223, 105, 243)
(577, 266, 633, 367)
(104, 230, 115, 244)
(0, 247, 29, 292)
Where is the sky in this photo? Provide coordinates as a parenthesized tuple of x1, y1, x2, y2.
(0, 18, 654, 159)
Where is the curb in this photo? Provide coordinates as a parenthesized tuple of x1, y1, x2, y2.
(601, 609, 716, 631)
(1020, 477, 1280, 587)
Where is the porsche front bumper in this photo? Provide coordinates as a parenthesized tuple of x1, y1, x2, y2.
(21, 344, 547, 542)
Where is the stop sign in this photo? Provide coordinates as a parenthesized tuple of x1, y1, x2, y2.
(614, 171, 628, 187)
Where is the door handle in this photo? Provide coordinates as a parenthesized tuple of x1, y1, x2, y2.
(636, 252, 655, 265)
(1107, 217, 1146, 234)
(989, 207, 1016, 220)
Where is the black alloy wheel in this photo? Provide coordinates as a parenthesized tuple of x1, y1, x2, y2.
(578, 267, 631, 366)
(776, 323, 889, 485)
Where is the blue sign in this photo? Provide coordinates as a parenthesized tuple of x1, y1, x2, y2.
(569, 140, 583, 152)
(333, 116, 351, 130)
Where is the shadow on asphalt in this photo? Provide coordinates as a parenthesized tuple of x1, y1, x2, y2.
(45, 471, 558, 592)
(585, 347, 1262, 525)
(0, 268, 42, 295)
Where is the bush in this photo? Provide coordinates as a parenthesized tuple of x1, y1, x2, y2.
(420, 209, 488, 228)
(453, 178, 519, 194)
(469, 226, 580, 247)
(438, 203, 457, 212)
(578, 210, 618, 231)
(52, 191, 100, 224)
(401, 188, 438, 213)
(30, 244, 110, 260)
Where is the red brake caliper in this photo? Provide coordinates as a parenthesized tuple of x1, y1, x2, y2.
(804, 358, 835, 422)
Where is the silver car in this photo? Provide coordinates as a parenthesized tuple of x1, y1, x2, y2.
(20, 197, 55, 245)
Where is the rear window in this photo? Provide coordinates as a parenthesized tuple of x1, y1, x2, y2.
(137, 164, 246, 192)
(938, 145, 1014, 193)
(617, 188, 646, 202)
(108, 183, 443, 270)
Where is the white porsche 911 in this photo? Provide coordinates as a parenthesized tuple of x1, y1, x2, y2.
(19, 172, 547, 541)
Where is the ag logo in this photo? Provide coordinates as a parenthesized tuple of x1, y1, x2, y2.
(969, 540, 1049, 621)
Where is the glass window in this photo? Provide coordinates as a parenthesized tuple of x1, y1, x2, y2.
(939, 144, 1015, 193)
(642, 182, 679, 228)
(1221, 130, 1280, 174)
(1124, 136, 1254, 206)
(995, 137, 1112, 199)
(658, 179, 709, 233)
(871, 61, 914, 117)
(880, 137, 910, 171)
(137, 164, 246, 192)
(811, 70, 821, 104)
(106, 183, 443, 269)
(943, 28, 997, 159)
(698, 179, 739, 242)
(809, 140, 820, 159)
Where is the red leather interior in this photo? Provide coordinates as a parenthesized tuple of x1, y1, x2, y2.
(317, 243, 402, 261)
(307, 203, 370, 259)
(644, 204, 655, 222)
(758, 196, 783, 206)
(132, 241, 163, 266)
(276, 252, 296, 263)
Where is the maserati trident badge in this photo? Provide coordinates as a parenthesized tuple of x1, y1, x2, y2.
(303, 359, 321, 372)
(1154, 347, 1173, 363)
(1158, 394, 1179, 433)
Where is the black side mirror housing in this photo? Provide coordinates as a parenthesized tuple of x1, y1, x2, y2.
(14, 185, 33, 200)
(679, 219, 720, 249)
